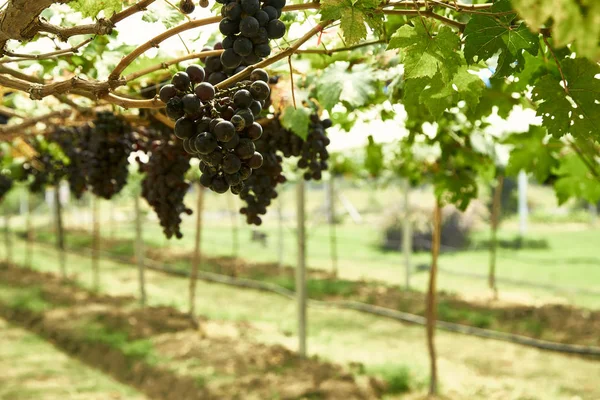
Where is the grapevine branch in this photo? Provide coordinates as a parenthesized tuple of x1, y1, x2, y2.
(0, 105, 25, 119)
(295, 39, 386, 55)
(124, 50, 224, 82)
(0, 37, 93, 63)
(0, 0, 156, 52)
(0, 109, 71, 135)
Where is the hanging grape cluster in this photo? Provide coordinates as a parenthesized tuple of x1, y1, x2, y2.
(140, 134, 192, 239)
(239, 122, 286, 225)
(23, 138, 67, 194)
(83, 112, 134, 200)
(49, 125, 91, 199)
(218, 0, 286, 65)
(239, 113, 332, 225)
(160, 65, 271, 195)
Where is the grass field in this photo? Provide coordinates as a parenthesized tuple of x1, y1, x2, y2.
(0, 318, 147, 400)
(4, 237, 600, 399)
(40, 184, 600, 310)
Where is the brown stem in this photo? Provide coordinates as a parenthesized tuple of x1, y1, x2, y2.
(426, 200, 442, 395)
(295, 39, 386, 55)
(489, 174, 504, 299)
(0, 109, 71, 135)
(102, 93, 164, 109)
(542, 36, 568, 95)
(0, 37, 93, 63)
(124, 50, 224, 82)
(569, 141, 600, 180)
(109, 3, 321, 80)
(189, 184, 204, 318)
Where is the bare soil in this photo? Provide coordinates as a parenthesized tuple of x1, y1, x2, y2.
(0, 264, 382, 400)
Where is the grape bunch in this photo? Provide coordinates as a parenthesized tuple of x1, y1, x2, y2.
(217, 0, 286, 66)
(23, 138, 67, 193)
(238, 123, 286, 225)
(296, 114, 332, 181)
(160, 64, 271, 195)
(179, 0, 208, 13)
(83, 112, 134, 199)
(259, 114, 331, 180)
(141, 139, 192, 239)
(238, 113, 332, 225)
(49, 125, 91, 199)
(0, 174, 13, 202)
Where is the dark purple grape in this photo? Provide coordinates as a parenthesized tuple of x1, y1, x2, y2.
(223, 133, 240, 149)
(205, 55, 223, 72)
(223, 153, 242, 174)
(179, 0, 195, 14)
(200, 173, 213, 187)
(255, 10, 269, 26)
(211, 177, 230, 193)
(241, 0, 260, 14)
(166, 97, 185, 120)
(239, 165, 252, 180)
(219, 18, 240, 36)
(214, 121, 236, 142)
(159, 84, 178, 103)
(267, 19, 286, 39)
(231, 114, 246, 131)
(221, 48, 243, 69)
(222, 2, 242, 19)
(235, 139, 255, 160)
(249, 80, 270, 101)
(262, 6, 278, 20)
(174, 118, 196, 140)
(249, 100, 262, 117)
(240, 17, 259, 36)
(208, 72, 227, 85)
(235, 108, 254, 126)
(250, 69, 269, 83)
(233, 37, 253, 57)
(182, 94, 201, 115)
(247, 122, 263, 140)
(248, 152, 263, 169)
(172, 71, 191, 92)
(254, 43, 271, 58)
(195, 82, 215, 101)
(194, 132, 218, 154)
(233, 89, 253, 108)
(186, 64, 205, 83)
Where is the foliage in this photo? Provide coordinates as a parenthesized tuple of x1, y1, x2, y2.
(0, 0, 597, 216)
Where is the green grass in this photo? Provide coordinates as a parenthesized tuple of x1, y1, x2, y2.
(81, 321, 158, 363)
(0, 319, 147, 400)
(6, 238, 600, 400)
(0, 285, 50, 313)
(50, 201, 600, 309)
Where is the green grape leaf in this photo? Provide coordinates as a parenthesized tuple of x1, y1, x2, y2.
(504, 126, 558, 183)
(420, 67, 484, 118)
(509, 50, 552, 92)
(511, 0, 600, 60)
(464, 0, 538, 78)
(388, 22, 462, 82)
(532, 58, 600, 141)
(281, 106, 311, 140)
(553, 154, 600, 205)
(142, 9, 160, 24)
(321, 0, 383, 45)
(69, 0, 123, 18)
(315, 62, 376, 111)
